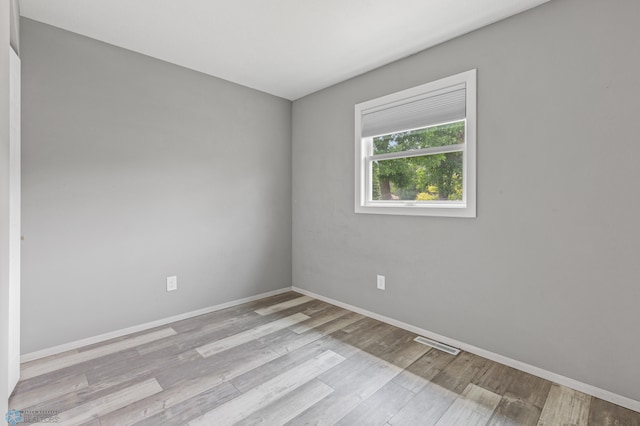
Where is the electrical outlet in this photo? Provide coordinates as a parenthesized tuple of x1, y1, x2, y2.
(377, 275, 385, 290)
(166, 276, 177, 292)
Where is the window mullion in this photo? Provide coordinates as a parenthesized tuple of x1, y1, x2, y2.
(369, 143, 465, 162)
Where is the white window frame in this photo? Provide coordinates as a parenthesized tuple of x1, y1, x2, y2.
(354, 69, 476, 218)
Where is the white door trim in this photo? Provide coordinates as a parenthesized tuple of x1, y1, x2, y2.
(8, 46, 21, 395)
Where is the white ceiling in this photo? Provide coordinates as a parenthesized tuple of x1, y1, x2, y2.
(19, 0, 550, 100)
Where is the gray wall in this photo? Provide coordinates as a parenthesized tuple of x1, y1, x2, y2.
(292, 0, 640, 401)
(2, 0, 12, 420)
(21, 19, 292, 354)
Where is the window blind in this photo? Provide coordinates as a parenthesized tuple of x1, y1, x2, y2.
(361, 83, 466, 138)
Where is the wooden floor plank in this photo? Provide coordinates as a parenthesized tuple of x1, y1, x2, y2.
(473, 361, 520, 395)
(435, 383, 501, 426)
(488, 394, 544, 426)
(504, 369, 553, 410)
(135, 311, 265, 356)
(431, 351, 493, 394)
(392, 348, 456, 393)
(54, 378, 163, 425)
(363, 328, 430, 370)
(230, 334, 361, 393)
(340, 317, 388, 336)
(20, 328, 176, 380)
(100, 381, 241, 426)
(254, 295, 314, 316)
(13, 354, 156, 414)
(588, 397, 640, 426)
(9, 373, 88, 409)
(100, 344, 283, 425)
(288, 349, 405, 425)
(196, 312, 310, 357)
(154, 341, 276, 389)
(388, 352, 492, 426)
(168, 292, 302, 334)
(487, 369, 552, 426)
(86, 345, 200, 388)
(317, 346, 402, 392)
(169, 306, 256, 335)
(387, 379, 459, 425)
(189, 350, 345, 426)
(538, 384, 591, 426)
(236, 379, 334, 426)
(289, 305, 350, 334)
(336, 380, 416, 426)
(133, 382, 240, 426)
(265, 311, 365, 355)
(327, 319, 402, 358)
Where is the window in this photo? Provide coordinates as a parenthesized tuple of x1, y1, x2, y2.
(354, 69, 476, 217)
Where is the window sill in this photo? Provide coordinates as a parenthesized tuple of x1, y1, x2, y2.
(355, 202, 475, 218)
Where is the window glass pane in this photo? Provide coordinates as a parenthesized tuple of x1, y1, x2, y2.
(372, 152, 463, 201)
(372, 120, 464, 155)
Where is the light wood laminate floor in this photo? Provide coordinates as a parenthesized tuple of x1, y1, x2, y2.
(10, 292, 640, 425)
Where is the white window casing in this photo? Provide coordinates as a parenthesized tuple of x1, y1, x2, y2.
(354, 69, 477, 218)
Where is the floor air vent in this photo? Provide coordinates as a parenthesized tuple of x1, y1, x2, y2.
(414, 336, 460, 355)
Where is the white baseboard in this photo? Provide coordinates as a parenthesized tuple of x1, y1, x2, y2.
(292, 286, 640, 413)
(20, 287, 292, 363)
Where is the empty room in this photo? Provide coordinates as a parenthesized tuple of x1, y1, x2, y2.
(1, 0, 639, 424)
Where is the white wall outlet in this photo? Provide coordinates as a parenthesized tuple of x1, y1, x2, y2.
(377, 275, 385, 290)
(166, 276, 177, 292)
